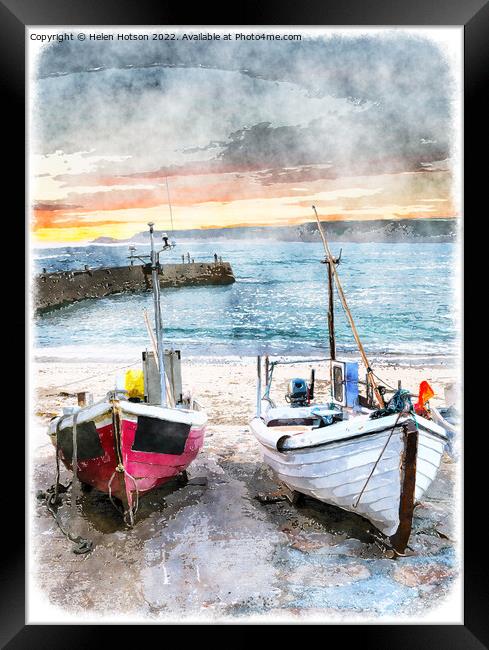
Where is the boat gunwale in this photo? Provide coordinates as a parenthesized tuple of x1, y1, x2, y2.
(251, 416, 447, 454)
(48, 398, 207, 433)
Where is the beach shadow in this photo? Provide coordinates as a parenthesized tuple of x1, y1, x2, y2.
(77, 477, 196, 534)
(294, 496, 376, 545)
(223, 458, 377, 546)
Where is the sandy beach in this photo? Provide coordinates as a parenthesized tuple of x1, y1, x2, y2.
(30, 355, 460, 622)
(33, 354, 458, 426)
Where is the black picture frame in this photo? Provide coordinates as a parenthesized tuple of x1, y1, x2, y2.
(4, 0, 482, 645)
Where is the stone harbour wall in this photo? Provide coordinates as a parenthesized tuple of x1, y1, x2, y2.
(34, 262, 235, 312)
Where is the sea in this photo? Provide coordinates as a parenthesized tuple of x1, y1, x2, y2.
(33, 240, 459, 364)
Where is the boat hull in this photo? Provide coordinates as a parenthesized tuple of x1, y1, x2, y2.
(250, 412, 447, 551)
(48, 399, 206, 518)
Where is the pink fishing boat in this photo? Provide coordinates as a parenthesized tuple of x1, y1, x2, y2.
(48, 396, 207, 524)
(47, 223, 207, 525)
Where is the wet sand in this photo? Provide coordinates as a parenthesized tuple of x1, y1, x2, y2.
(30, 356, 460, 623)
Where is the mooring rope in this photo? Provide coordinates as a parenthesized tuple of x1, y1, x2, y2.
(57, 361, 140, 389)
(108, 464, 140, 526)
(44, 415, 93, 554)
(71, 411, 79, 521)
(352, 409, 406, 509)
(108, 401, 140, 526)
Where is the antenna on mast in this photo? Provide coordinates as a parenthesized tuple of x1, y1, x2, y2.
(165, 177, 175, 238)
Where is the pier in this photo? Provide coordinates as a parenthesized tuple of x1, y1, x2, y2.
(35, 261, 235, 312)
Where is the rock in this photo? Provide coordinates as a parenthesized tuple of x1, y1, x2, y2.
(409, 533, 451, 554)
(392, 563, 455, 587)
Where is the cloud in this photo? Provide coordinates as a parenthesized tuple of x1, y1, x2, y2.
(30, 30, 458, 240)
(33, 32, 453, 171)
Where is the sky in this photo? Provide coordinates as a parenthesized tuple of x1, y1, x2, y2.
(29, 28, 460, 243)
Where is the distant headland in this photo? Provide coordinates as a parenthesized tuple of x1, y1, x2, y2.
(91, 219, 456, 245)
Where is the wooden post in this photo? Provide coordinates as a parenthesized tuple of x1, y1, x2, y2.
(77, 391, 93, 407)
(309, 368, 315, 402)
(389, 423, 418, 555)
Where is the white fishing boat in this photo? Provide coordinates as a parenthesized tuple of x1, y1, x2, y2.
(250, 207, 450, 555)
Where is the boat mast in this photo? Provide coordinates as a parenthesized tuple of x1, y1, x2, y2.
(326, 251, 337, 361)
(312, 206, 385, 408)
(148, 222, 167, 408)
(256, 355, 262, 417)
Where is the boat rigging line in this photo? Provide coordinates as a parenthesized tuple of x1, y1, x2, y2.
(312, 205, 386, 409)
(59, 361, 141, 388)
(369, 370, 398, 392)
(352, 409, 406, 509)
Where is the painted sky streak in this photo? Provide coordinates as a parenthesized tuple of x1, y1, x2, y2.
(30, 29, 458, 242)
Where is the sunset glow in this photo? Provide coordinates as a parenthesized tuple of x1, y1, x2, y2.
(30, 29, 458, 244)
